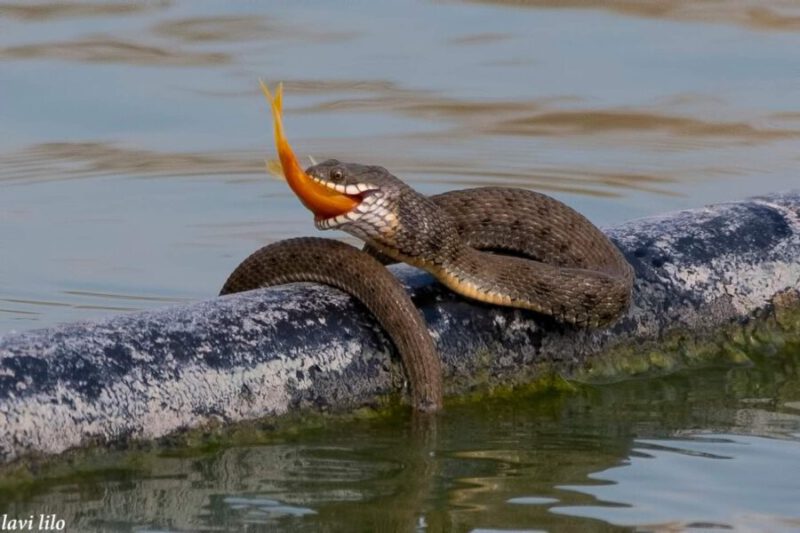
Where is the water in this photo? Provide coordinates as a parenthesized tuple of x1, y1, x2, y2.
(2, 2, 800, 531)
(1, 348, 799, 531)
(3, 1, 800, 330)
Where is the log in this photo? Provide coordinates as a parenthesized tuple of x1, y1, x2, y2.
(1, 191, 799, 465)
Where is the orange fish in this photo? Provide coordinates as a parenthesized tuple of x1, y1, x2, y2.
(258, 81, 359, 220)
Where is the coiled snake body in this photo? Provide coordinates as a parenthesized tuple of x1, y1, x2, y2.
(221, 160, 634, 412)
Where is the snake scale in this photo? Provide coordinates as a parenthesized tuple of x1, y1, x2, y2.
(221, 159, 634, 413)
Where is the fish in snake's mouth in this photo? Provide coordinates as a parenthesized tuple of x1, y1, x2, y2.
(259, 81, 380, 225)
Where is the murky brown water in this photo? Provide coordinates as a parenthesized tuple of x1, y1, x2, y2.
(1, 1, 800, 330)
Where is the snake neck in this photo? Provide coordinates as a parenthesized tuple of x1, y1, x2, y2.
(349, 188, 465, 266)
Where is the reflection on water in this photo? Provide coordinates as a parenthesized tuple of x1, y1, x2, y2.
(0, 1, 168, 21)
(1, 0, 800, 331)
(466, 0, 800, 31)
(0, 36, 231, 66)
(153, 15, 356, 44)
(152, 16, 276, 43)
(490, 109, 799, 140)
(0, 346, 798, 531)
(554, 434, 800, 529)
(296, 91, 800, 144)
(0, 142, 261, 183)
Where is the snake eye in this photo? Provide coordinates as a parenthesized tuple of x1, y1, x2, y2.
(329, 168, 344, 182)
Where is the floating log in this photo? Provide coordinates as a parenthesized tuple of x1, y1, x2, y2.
(1, 192, 799, 465)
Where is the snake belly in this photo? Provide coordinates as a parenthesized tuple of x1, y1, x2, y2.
(221, 187, 635, 412)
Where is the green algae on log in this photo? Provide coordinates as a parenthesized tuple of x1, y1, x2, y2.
(0, 191, 799, 466)
(576, 288, 800, 383)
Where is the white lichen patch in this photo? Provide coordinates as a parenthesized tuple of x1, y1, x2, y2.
(0, 339, 362, 462)
(664, 245, 800, 315)
(663, 262, 715, 290)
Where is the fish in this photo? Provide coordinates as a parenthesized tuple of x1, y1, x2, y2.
(258, 81, 359, 220)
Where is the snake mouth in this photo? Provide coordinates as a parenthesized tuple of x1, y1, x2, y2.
(307, 176, 378, 197)
(301, 169, 382, 226)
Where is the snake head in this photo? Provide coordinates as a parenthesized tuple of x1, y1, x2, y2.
(305, 159, 401, 236)
(306, 159, 458, 266)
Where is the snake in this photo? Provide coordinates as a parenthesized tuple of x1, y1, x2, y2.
(220, 83, 635, 413)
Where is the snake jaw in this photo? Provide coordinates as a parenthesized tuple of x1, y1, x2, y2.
(314, 189, 374, 228)
(259, 81, 360, 220)
(315, 191, 402, 249)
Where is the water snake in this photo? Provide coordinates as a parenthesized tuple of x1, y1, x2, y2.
(220, 84, 635, 412)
